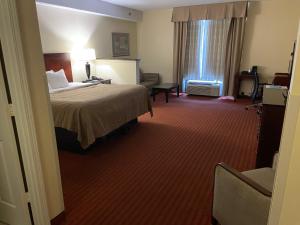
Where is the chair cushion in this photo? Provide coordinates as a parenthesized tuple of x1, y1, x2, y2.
(140, 81, 157, 88)
(242, 168, 275, 192)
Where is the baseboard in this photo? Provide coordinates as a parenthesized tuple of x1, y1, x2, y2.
(51, 211, 66, 225)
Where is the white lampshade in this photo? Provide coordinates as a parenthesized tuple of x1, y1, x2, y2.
(71, 48, 96, 61)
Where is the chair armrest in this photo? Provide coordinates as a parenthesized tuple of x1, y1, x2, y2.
(272, 152, 279, 170)
(217, 163, 272, 197)
(213, 163, 272, 225)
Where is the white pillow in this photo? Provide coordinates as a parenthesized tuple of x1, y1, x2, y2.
(46, 70, 53, 90)
(48, 83, 52, 90)
(47, 69, 69, 89)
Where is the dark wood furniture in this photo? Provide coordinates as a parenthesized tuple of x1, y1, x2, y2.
(82, 79, 112, 84)
(256, 104, 286, 168)
(152, 83, 179, 103)
(273, 73, 291, 87)
(44, 53, 73, 82)
(100, 79, 112, 84)
(234, 73, 259, 102)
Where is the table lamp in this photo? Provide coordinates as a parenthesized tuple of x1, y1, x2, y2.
(81, 48, 96, 80)
(71, 48, 96, 80)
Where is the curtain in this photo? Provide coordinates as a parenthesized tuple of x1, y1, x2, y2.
(182, 21, 201, 91)
(223, 18, 246, 96)
(173, 22, 188, 91)
(172, 2, 247, 94)
(182, 19, 230, 92)
(172, 1, 248, 22)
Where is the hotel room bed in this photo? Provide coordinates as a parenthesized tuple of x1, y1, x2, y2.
(44, 53, 152, 150)
(50, 83, 151, 149)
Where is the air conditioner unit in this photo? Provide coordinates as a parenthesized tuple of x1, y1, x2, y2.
(186, 80, 221, 97)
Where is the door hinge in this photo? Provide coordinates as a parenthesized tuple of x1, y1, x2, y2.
(8, 103, 14, 116)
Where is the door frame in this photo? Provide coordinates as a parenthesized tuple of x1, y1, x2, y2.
(268, 22, 300, 225)
(0, 0, 50, 224)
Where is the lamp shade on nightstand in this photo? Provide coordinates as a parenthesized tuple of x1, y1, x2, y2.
(81, 48, 96, 61)
(71, 48, 96, 61)
(71, 48, 96, 80)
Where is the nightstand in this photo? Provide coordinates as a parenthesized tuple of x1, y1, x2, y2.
(82, 79, 112, 84)
(99, 79, 111, 84)
(82, 80, 101, 85)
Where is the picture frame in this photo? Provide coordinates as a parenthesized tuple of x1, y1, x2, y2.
(112, 32, 130, 57)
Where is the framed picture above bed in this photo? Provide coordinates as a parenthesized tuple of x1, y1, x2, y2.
(112, 32, 130, 57)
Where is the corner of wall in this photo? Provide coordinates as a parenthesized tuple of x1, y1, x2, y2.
(16, 0, 64, 219)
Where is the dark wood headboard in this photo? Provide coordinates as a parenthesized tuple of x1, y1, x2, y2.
(44, 53, 73, 82)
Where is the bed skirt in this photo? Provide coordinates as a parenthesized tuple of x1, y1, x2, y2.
(55, 118, 138, 153)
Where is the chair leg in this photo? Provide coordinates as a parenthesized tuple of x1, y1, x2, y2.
(212, 217, 219, 225)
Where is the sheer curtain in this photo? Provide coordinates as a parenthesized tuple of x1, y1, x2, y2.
(183, 19, 231, 93)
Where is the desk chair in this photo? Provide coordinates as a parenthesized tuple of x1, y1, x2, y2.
(245, 73, 290, 110)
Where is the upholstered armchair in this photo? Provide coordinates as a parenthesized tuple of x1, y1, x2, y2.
(212, 153, 278, 225)
(139, 71, 160, 89)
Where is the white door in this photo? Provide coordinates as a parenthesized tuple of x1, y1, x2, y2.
(0, 43, 31, 225)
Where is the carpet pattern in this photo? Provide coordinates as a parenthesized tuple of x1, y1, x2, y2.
(58, 94, 258, 225)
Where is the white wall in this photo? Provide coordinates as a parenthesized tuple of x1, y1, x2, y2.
(137, 9, 174, 83)
(36, 0, 143, 22)
(94, 59, 139, 84)
(37, 4, 138, 81)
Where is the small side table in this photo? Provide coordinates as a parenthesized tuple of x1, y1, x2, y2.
(152, 83, 179, 103)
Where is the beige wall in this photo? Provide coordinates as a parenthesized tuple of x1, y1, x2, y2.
(16, 0, 64, 220)
(37, 4, 138, 81)
(94, 59, 139, 84)
(137, 9, 174, 83)
(137, 1, 300, 93)
(240, 0, 300, 95)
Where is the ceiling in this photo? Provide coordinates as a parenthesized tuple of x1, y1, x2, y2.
(101, 0, 248, 11)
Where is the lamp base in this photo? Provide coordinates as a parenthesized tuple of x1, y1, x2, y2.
(86, 62, 91, 80)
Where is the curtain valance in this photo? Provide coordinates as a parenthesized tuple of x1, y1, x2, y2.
(172, 1, 248, 22)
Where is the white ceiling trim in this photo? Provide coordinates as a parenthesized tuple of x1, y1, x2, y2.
(101, 0, 250, 11)
(36, 0, 143, 21)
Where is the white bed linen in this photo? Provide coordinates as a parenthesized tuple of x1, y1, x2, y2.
(49, 82, 94, 94)
(47, 69, 69, 89)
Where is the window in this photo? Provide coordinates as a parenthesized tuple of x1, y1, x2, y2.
(183, 19, 231, 93)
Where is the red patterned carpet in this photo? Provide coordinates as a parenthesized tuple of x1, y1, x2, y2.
(58, 94, 258, 225)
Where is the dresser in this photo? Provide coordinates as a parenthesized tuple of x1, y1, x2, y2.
(256, 104, 286, 168)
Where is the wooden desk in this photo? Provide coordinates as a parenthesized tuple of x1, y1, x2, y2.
(234, 73, 259, 102)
